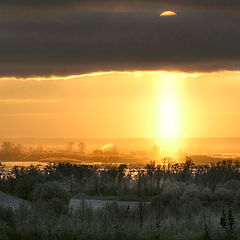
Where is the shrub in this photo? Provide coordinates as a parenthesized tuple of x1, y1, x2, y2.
(31, 181, 70, 203)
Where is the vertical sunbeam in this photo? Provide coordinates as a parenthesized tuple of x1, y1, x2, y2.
(158, 74, 181, 139)
(161, 93, 179, 138)
(157, 72, 182, 156)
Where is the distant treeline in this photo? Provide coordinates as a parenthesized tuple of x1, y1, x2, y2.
(1, 160, 240, 239)
(0, 141, 139, 163)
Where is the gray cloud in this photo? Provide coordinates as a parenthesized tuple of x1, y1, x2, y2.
(1, 0, 240, 14)
(0, 9, 240, 77)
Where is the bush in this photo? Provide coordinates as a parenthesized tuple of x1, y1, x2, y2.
(31, 181, 70, 203)
(181, 184, 201, 201)
(161, 182, 185, 205)
(212, 187, 234, 206)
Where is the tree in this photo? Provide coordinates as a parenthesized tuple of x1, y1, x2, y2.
(67, 142, 74, 152)
(78, 142, 86, 153)
(220, 210, 227, 230)
(0, 162, 4, 179)
(0, 141, 23, 161)
(228, 208, 235, 230)
(220, 208, 235, 234)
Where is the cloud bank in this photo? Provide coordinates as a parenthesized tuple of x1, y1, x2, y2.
(2, 0, 240, 14)
(0, 2, 240, 77)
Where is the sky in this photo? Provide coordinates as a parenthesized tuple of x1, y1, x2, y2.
(1, 1, 240, 138)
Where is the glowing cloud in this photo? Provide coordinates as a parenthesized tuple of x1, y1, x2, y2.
(0, 99, 60, 104)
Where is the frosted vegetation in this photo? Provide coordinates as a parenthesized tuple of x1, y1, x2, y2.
(0, 160, 240, 239)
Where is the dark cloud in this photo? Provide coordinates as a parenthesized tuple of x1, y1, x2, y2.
(0, 9, 240, 77)
(1, 0, 240, 14)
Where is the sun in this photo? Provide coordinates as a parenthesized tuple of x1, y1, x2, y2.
(160, 11, 177, 17)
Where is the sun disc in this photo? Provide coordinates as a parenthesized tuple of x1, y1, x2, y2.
(160, 11, 177, 16)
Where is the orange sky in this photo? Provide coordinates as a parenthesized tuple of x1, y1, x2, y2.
(0, 71, 240, 138)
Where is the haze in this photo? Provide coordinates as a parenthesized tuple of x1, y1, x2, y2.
(0, 71, 240, 139)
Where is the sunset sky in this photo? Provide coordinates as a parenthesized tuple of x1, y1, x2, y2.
(1, 1, 240, 138)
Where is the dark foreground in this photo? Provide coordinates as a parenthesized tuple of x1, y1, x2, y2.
(0, 160, 240, 240)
